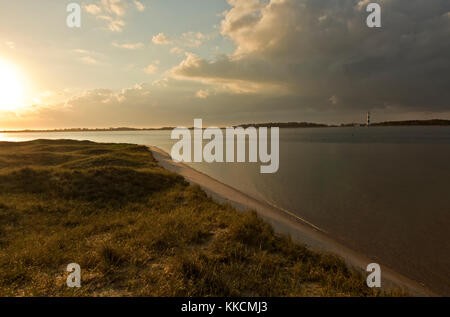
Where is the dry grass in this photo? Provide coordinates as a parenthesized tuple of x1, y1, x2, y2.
(0, 139, 405, 296)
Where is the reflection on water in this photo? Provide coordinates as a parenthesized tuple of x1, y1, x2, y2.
(1, 126, 449, 294)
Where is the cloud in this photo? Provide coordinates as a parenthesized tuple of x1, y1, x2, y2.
(329, 95, 338, 105)
(144, 61, 160, 74)
(196, 89, 210, 99)
(7, 80, 209, 128)
(5, 76, 450, 130)
(72, 48, 104, 65)
(170, 52, 288, 94)
(151, 31, 209, 50)
(112, 41, 144, 49)
(80, 56, 100, 65)
(170, 47, 184, 55)
(133, 0, 145, 12)
(84, 0, 144, 32)
(152, 33, 172, 45)
(95, 14, 125, 32)
(171, 0, 450, 113)
(100, 0, 127, 17)
(83, 4, 102, 15)
(180, 32, 205, 48)
(72, 49, 91, 54)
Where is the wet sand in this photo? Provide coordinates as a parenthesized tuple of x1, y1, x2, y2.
(148, 145, 436, 296)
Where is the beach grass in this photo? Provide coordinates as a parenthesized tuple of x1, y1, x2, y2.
(0, 139, 405, 296)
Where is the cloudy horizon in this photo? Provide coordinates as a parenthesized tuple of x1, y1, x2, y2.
(0, 0, 449, 129)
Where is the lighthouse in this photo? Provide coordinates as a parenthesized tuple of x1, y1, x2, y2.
(367, 111, 371, 127)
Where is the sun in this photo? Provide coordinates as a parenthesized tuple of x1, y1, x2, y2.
(0, 59, 25, 111)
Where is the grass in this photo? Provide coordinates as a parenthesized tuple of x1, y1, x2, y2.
(0, 139, 404, 296)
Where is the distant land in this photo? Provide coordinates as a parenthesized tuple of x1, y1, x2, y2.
(371, 119, 450, 126)
(244, 119, 450, 128)
(235, 122, 330, 128)
(1, 119, 449, 133)
(0, 127, 175, 133)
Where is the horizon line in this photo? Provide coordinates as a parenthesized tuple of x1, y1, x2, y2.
(1, 119, 450, 133)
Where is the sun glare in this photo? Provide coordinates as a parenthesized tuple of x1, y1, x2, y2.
(0, 59, 25, 111)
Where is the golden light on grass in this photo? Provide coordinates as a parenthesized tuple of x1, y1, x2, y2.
(0, 58, 25, 111)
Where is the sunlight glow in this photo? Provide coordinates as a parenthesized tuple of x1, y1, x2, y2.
(0, 59, 25, 111)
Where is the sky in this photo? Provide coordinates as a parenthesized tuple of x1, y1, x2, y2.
(0, 0, 449, 129)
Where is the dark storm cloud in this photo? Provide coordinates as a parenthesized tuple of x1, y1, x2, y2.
(173, 0, 450, 112)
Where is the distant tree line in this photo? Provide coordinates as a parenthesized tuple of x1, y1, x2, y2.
(1, 119, 449, 133)
(235, 122, 330, 129)
(371, 119, 450, 126)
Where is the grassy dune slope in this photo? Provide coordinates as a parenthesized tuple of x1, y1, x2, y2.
(0, 140, 401, 296)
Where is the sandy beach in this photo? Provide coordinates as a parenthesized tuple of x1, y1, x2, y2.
(148, 145, 436, 297)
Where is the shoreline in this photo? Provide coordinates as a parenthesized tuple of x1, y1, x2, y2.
(1, 119, 449, 134)
(148, 145, 436, 297)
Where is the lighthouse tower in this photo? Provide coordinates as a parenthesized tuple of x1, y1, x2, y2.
(367, 111, 371, 127)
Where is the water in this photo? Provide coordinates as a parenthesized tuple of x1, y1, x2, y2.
(1, 126, 449, 295)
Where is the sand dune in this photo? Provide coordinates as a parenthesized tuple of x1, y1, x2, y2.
(148, 145, 436, 297)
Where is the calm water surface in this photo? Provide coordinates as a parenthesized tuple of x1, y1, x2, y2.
(1, 127, 449, 294)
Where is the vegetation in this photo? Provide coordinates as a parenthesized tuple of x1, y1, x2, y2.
(0, 140, 404, 296)
(2, 119, 449, 133)
(372, 119, 450, 126)
(0, 127, 175, 133)
(235, 122, 330, 128)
